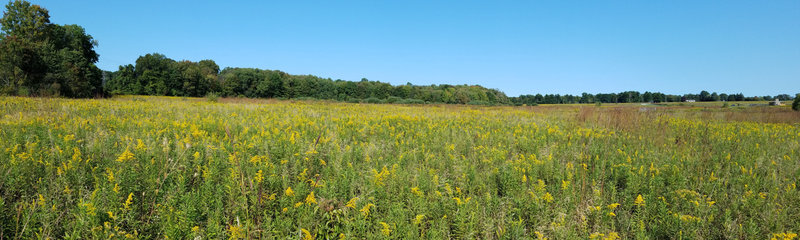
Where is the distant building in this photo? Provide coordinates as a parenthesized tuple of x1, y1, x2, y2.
(685, 99, 696, 103)
(769, 99, 783, 106)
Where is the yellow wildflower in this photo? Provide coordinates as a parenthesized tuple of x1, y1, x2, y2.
(605, 232, 620, 240)
(285, 187, 294, 197)
(607, 203, 620, 210)
(411, 187, 423, 196)
(771, 232, 798, 240)
(106, 168, 115, 183)
(360, 203, 375, 217)
(345, 197, 358, 208)
(413, 214, 426, 225)
(301, 228, 314, 240)
(379, 222, 391, 236)
(37, 194, 45, 206)
(635, 195, 645, 207)
(123, 193, 134, 210)
(229, 225, 243, 239)
(254, 170, 263, 184)
(116, 147, 135, 162)
(543, 192, 554, 203)
(305, 191, 317, 205)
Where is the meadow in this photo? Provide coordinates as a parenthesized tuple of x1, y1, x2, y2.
(0, 96, 798, 239)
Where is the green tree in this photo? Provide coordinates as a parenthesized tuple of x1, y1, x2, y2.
(135, 53, 179, 96)
(699, 90, 711, 101)
(793, 94, 799, 111)
(45, 24, 103, 97)
(105, 64, 138, 94)
(0, 0, 49, 94)
(0, 1, 102, 97)
(1, 0, 49, 41)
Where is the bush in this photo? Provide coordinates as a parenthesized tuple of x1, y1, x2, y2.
(397, 98, 425, 104)
(205, 92, 219, 102)
(293, 97, 317, 101)
(364, 97, 382, 104)
(17, 87, 30, 97)
(384, 96, 402, 103)
(467, 100, 494, 106)
(793, 94, 799, 111)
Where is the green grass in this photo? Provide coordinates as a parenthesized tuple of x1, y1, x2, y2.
(0, 96, 798, 239)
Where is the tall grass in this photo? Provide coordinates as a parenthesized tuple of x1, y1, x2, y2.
(0, 96, 798, 239)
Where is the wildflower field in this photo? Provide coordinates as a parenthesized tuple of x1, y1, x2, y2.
(1, 96, 798, 239)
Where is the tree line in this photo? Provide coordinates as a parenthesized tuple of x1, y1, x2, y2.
(0, 0, 796, 107)
(103, 53, 511, 105)
(510, 91, 796, 105)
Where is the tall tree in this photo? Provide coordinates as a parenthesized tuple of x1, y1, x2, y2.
(1, 0, 49, 41)
(0, 0, 49, 94)
(0, 0, 102, 97)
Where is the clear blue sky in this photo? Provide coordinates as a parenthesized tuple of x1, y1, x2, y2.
(32, 1, 800, 96)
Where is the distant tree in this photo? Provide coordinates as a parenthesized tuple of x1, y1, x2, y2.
(106, 64, 137, 94)
(642, 91, 653, 103)
(580, 92, 593, 103)
(734, 93, 745, 101)
(711, 92, 719, 101)
(135, 53, 180, 96)
(793, 94, 799, 111)
(699, 90, 710, 101)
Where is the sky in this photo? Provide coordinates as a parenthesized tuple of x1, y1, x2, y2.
(32, 1, 800, 97)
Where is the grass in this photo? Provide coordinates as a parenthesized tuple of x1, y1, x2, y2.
(0, 96, 798, 239)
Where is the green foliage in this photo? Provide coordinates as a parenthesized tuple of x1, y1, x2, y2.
(0, 0, 50, 41)
(106, 57, 511, 105)
(511, 91, 787, 105)
(205, 92, 218, 102)
(364, 97, 381, 104)
(104, 54, 220, 97)
(793, 94, 799, 111)
(0, 0, 102, 97)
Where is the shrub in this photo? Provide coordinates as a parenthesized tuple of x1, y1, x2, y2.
(398, 98, 425, 104)
(384, 96, 402, 103)
(793, 94, 799, 111)
(293, 97, 317, 101)
(467, 100, 494, 106)
(205, 92, 219, 102)
(364, 97, 382, 104)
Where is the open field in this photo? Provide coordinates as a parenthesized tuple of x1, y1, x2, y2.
(1, 96, 799, 239)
